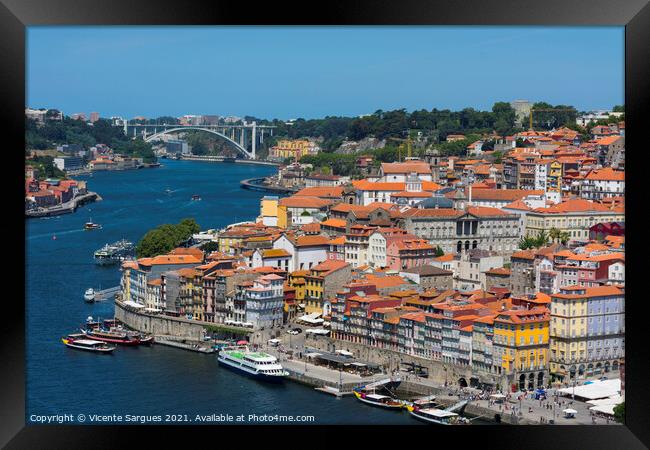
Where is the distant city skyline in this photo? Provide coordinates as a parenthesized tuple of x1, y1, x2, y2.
(27, 26, 624, 120)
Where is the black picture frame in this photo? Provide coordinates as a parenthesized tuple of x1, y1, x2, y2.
(3, 0, 648, 448)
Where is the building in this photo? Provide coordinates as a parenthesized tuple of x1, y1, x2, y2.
(269, 139, 319, 161)
(399, 265, 453, 291)
(524, 199, 625, 243)
(303, 260, 352, 315)
(234, 274, 284, 329)
(53, 156, 84, 172)
(166, 139, 190, 155)
(386, 238, 437, 271)
(273, 234, 329, 272)
(379, 161, 433, 182)
(580, 168, 625, 201)
(549, 286, 624, 382)
(90, 112, 99, 123)
(259, 196, 279, 227)
(484, 267, 511, 291)
(510, 100, 532, 126)
(493, 307, 550, 391)
(452, 249, 504, 292)
(304, 174, 345, 187)
(401, 206, 521, 256)
(123, 253, 203, 306)
(277, 196, 332, 228)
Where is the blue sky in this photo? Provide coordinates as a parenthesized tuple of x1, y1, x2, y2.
(27, 26, 624, 120)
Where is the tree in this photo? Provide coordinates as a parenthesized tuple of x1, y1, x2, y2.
(434, 246, 445, 257)
(612, 105, 625, 113)
(136, 218, 201, 258)
(613, 402, 624, 423)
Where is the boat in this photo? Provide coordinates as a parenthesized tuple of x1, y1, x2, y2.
(93, 239, 135, 265)
(217, 346, 289, 382)
(61, 335, 115, 353)
(84, 218, 102, 230)
(353, 391, 405, 410)
(407, 407, 469, 425)
(80, 328, 141, 346)
(406, 399, 470, 425)
(84, 288, 95, 303)
(191, 194, 201, 201)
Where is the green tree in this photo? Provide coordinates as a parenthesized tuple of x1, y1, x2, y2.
(136, 218, 201, 258)
(434, 246, 445, 257)
(613, 402, 624, 423)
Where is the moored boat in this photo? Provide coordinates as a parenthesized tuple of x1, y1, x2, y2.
(353, 390, 405, 410)
(62, 335, 115, 353)
(217, 346, 289, 382)
(80, 328, 141, 346)
(84, 288, 95, 302)
(191, 194, 201, 201)
(406, 403, 471, 425)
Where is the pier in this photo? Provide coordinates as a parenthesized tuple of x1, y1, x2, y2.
(93, 286, 120, 301)
(25, 191, 101, 218)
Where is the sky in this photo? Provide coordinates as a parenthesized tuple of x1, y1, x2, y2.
(27, 26, 624, 120)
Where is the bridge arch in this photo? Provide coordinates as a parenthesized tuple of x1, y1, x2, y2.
(143, 127, 253, 159)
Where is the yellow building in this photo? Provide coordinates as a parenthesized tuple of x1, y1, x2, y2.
(259, 196, 279, 227)
(493, 307, 550, 390)
(549, 285, 624, 382)
(525, 198, 625, 242)
(270, 139, 318, 161)
(288, 270, 309, 312)
(547, 160, 562, 193)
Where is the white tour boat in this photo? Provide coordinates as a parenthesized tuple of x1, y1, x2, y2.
(217, 346, 289, 382)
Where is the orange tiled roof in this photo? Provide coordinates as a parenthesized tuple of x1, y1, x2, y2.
(294, 186, 344, 198)
(381, 161, 431, 174)
(279, 196, 332, 208)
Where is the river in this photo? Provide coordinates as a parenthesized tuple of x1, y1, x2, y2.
(25, 159, 421, 425)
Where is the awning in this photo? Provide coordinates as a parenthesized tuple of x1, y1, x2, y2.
(490, 393, 506, 399)
(124, 300, 145, 309)
(305, 352, 322, 358)
(557, 379, 621, 400)
(335, 349, 353, 357)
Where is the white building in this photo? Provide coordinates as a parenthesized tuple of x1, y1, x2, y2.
(452, 249, 504, 291)
(608, 261, 625, 286)
(273, 234, 329, 272)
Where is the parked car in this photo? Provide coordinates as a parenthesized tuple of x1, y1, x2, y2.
(287, 329, 299, 335)
(293, 327, 303, 333)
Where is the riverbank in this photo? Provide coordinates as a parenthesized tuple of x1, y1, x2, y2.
(25, 191, 101, 218)
(240, 177, 299, 194)
(179, 154, 280, 167)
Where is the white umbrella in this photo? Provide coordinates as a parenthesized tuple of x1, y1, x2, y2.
(563, 408, 578, 414)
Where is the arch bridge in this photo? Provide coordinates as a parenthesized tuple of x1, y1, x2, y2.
(120, 122, 276, 159)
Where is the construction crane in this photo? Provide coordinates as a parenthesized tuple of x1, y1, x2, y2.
(528, 108, 576, 131)
(388, 135, 414, 161)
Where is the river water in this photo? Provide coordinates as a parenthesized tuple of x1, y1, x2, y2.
(25, 160, 422, 425)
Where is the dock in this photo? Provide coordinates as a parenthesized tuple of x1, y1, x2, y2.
(314, 386, 354, 397)
(93, 286, 121, 301)
(155, 336, 215, 354)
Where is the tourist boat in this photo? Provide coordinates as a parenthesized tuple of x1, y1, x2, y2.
(407, 406, 469, 425)
(93, 239, 135, 265)
(353, 390, 405, 410)
(84, 288, 95, 303)
(217, 346, 289, 382)
(191, 194, 201, 201)
(79, 328, 141, 346)
(84, 218, 102, 230)
(61, 334, 115, 353)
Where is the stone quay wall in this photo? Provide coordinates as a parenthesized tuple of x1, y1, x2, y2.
(305, 335, 507, 389)
(115, 300, 206, 341)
